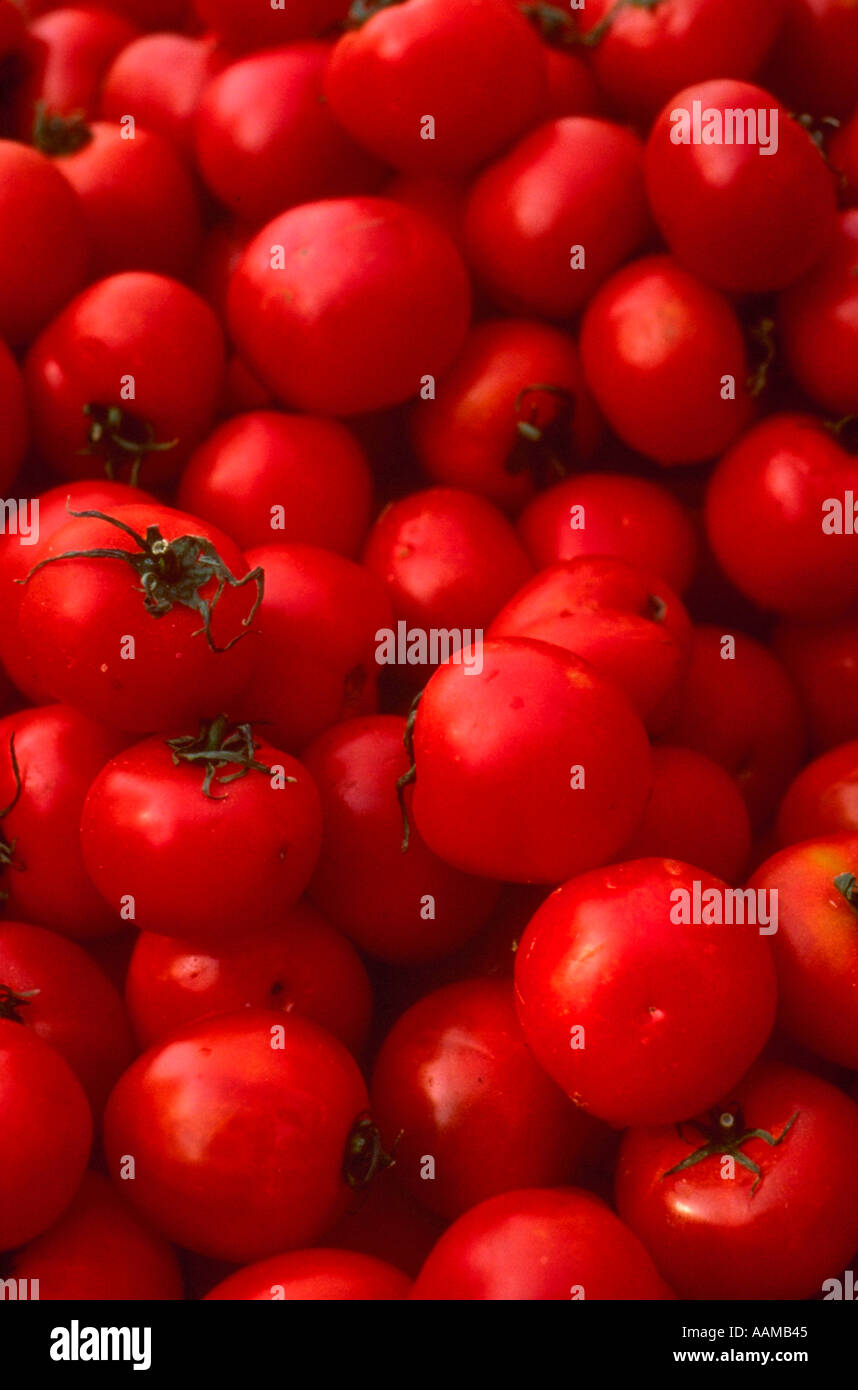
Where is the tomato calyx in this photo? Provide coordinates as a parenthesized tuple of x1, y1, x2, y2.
(81, 404, 179, 487)
(791, 112, 845, 172)
(20, 507, 265, 654)
(0, 984, 39, 1024)
(647, 594, 667, 623)
(507, 384, 576, 484)
(31, 104, 93, 158)
(0, 735, 24, 891)
(573, 0, 663, 48)
(662, 1103, 800, 1195)
(343, 1111, 400, 1192)
(166, 716, 279, 801)
(823, 415, 858, 455)
(834, 872, 858, 913)
(347, 0, 403, 29)
(746, 315, 777, 399)
(396, 690, 423, 852)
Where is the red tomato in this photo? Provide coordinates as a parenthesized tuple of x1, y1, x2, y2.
(645, 80, 838, 292)
(542, 46, 601, 119)
(240, 544, 393, 754)
(410, 319, 603, 513)
(228, 198, 471, 416)
(196, 44, 385, 225)
(0, 141, 89, 346)
(580, 257, 753, 465)
(464, 117, 651, 319)
(81, 725, 322, 944)
(371, 978, 602, 1220)
(0, 1018, 91, 1251)
(616, 1063, 858, 1299)
(409, 637, 652, 884)
(623, 747, 752, 884)
(362, 487, 533, 637)
(324, 0, 547, 176)
(101, 32, 226, 159)
(303, 715, 499, 964)
(489, 556, 691, 731)
(193, 220, 251, 326)
(411, 1188, 674, 1300)
(0, 921, 133, 1112)
(517, 471, 698, 594)
(126, 900, 372, 1056)
(706, 414, 858, 618)
(775, 616, 858, 752)
(750, 836, 858, 1067)
(103, 1009, 369, 1262)
(764, 0, 858, 119)
(663, 625, 806, 829)
(25, 272, 225, 485)
(779, 209, 858, 414)
(205, 1249, 411, 1301)
(0, 337, 28, 492)
(66, 0, 190, 24)
(15, 504, 260, 733)
(11, 1171, 183, 1300)
(179, 412, 373, 558)
(515, 858, 777, 1127)
(0, 705, 129, 939)
(193, 0, 349, 52)
(777, 739, 858, 844)
(14, 4, 139, 135)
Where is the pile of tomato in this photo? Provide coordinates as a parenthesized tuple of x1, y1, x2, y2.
(0, 0, 857, 1305)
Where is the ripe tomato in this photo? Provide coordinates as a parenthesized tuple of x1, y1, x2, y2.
(515, 858, 777, 1127)
(11, 1171, 183, 1300)
(774, 616, 858, 753)
(15, 504, 261, 733)
(706, 414, 858, 618)
(0, 1018, 91, 1252)
(126, 900, 372, 1056)
(193, 219, 251, 326)
(411, 1188, 674, 1300)
(580, 256, 753, 465)
(68, 0, 190, 25)
(409, 637, 652, 884)
(410, 319, 603, 513)
(0, 705, 129, 939)
(517, 471, 698, 594)
(489, 556, 692, 731)
(196, 44, 385, 226)
(25, 272, 225, 485)
(362, 487, 533, 637)
(228, 198, 471, 416)
(464, 117, 651, 319)
(82, 724, 322, 944)
(750, 836, 858, 1068)
(104, 1009, 370, 1262)
(777, 739, 858, 844)
(663, 625, 806, 829)
(324, 0, 547, 176)
(645, 80, 838, 292)
(303, 716, 499, 964)
(240, 544, 393, 753)
(371, 978, 602, 1220)
(764, 0, 858, 119)
(616, 1063, 858, 1299)
(14, 4, 139, 135)
(0, 141, 89, 346)
(193, 0, 349, 52)
(779, 209, 858, 414)
(0, 337, 28, 493)
(205, 1249, 411, 1301)
(179, 411, 373, 558)
(623, 746, 752, 885)
(101, 33, 226, 159)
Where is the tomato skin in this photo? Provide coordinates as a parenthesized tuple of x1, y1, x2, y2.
(464, 117, 651, 319)
(0, 1018, 92, 1252)
(411, 1188, 674, 1300)
(0, 337, 28, 493)
(101, 33, 226, 159)
(205, 1249, 411, 1301)
(0, 141, 89, 347)
(179, 412, 373, 558)
(324, 0, 547, 176)
(517, 472, 698, 594)
(750, 836, 858, 1067)
(489, 556, 691, 732)
(0, 706, 130, 939)
(774, 617, 858, 753)
(104, 1009, 369, 1263)
(616, 1063, 858, 1300)
(81, 733, 322, 945)
(542, 47, 601, 119)
(410, 319, 603, 513)
(515, 858, 777, 1127)
(580, 257, 753, 465)
(229, 198, 471, 417)
(14, 5, 139, 135)
(410, 638, 652, 884)
(59, 0, 190, 26)
(362, 487, 533, 636)
(383, 173, 467, 249)
(126, 900, 372, 1056)
(706, 414, 858, 619)
(645, 80, 838, 293)
(303, 716, 499, 964)
(777, 740, 858, 844)
(11, 1171, 183, 1300)
(193, 0, 349, 52)
(623, 747, 752, 885)
(15, 504, 259, 734)
(779, 210, 858, 414)
(764, 0, 858, 119)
